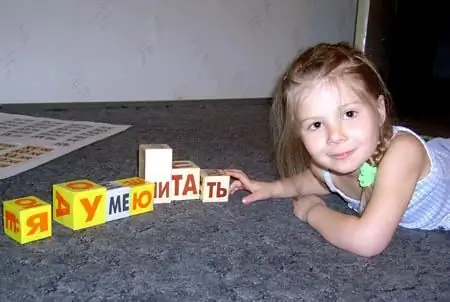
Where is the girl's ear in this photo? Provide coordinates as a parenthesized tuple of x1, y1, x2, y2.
(376, 95, 386, 125)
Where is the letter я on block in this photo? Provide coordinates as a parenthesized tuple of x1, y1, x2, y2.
(52, 179, 107, 231)
(3, 196, 52, 244)
(200, 169, 231, 202)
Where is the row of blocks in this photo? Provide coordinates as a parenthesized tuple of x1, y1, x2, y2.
(3, 144, 231, 244)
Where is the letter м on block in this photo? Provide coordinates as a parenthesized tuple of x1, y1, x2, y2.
(115, 177, 155, 216)
(2, 196, 52, 244)
(98, 180, 131, 222)
(200, 169, 231, 202)
(52, 179, 107, 231)
(138, 144, 172, 182)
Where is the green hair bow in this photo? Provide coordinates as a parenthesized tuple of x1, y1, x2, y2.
(358, 162, 377, 188)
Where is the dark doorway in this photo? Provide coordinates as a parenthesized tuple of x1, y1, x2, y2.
(387, 1, 450, 124)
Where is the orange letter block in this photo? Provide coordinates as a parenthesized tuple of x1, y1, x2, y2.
(52, 179, 107, 230)
(200, 169, 230, 202)
(2, 196, 52, 244)
(171, 160, 200, 201)
(115, 177, 155, 216)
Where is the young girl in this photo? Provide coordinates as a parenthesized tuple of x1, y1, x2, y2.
(224, 42, 450, 257)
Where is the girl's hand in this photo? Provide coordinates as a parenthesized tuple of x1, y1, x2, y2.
(222, 169, 274, 204)
(292, 195, 325, 223)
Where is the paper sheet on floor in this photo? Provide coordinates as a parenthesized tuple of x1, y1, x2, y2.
(0, 112, 130, 180)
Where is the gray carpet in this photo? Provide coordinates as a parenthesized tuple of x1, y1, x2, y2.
(0, 99, 449, 302)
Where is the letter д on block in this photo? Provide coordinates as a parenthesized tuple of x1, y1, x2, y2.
(200, 169, 231, 202)
(2, 196, 52, 244)
(52, 179, 107, 231)
(115, 177, 155, 216)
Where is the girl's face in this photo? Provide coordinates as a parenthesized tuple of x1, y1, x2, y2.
(296, 80, 385, 175)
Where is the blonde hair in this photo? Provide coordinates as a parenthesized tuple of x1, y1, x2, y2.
(269, 42, 394, 211)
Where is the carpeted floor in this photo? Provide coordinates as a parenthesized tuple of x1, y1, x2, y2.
(0, 99, 449, 302)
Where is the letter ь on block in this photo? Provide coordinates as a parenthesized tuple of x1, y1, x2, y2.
(2, 196, 52, 244)
(200, 169, 230, 203)
(52, 179, 107, 231)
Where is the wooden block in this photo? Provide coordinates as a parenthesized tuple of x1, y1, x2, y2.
(52, 179, 107, 231)
(171, 160, 201, 201)
(115, 177, 155, 216)
(3, 196, 52, 244)
(200, 169, 230, 202)
(98, 180, 131, 222)
(138, 144, 173, 182)
(154, 180, 172, 204)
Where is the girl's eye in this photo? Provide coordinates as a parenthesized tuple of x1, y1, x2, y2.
(308, 122, 322, 130)
(344, 110, 357, 119)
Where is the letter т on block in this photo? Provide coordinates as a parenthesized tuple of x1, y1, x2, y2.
(200, 169, 230, 202)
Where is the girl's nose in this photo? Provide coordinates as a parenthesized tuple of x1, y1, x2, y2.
(327, 124, 346, 144)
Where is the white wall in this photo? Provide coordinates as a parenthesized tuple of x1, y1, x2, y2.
(0, 0, 357, 104)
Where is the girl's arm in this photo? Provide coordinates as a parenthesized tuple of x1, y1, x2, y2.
(272, 166, 330, 198)
(224, 165, 330, 204)
(306, 133, 428, 257)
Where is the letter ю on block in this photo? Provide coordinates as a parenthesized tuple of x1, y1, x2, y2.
(114, 177, 155, 216)
(2, 196, 52, 244)
(171, 160, 200, 201)
(200, 169, 230, 203)
(52, 179, 107, 231)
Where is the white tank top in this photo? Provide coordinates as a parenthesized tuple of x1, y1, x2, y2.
(322, 126, 450, 230)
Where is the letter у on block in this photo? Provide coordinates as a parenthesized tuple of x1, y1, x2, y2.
(98, 180, 131, 222)
(171, 160, 201, 201)
(115, 177, 155, 216)
(52, 179, 107, 230)
(200, 169, 231, 203)
(138, 144, 172, 182)
(2, 196, 52, 244)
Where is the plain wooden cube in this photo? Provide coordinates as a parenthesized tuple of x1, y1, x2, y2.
(138, 144, 173, 182)
(200, 169, 230, 202)
(171, 160, 201, 201)
(3, 196, 52, 244)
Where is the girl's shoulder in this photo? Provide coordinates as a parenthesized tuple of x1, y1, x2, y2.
(389, 125, 429, 156)
(381, 126, 430, 180)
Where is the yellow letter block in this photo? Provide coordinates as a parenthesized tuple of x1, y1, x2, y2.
(115, 177, 155, 216)
(52, 179, 107, 230)
(3, 196, 52, 244)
